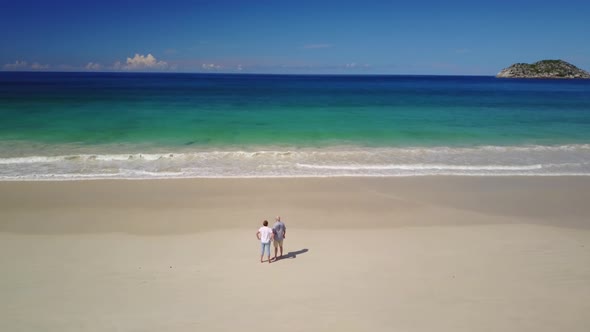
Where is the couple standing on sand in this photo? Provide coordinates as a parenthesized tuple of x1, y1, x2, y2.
(256, 216, 287, 263)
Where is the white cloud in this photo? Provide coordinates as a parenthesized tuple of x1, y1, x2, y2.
(201, 63, 222, 70)
(3, 60, 28, 70)
(85, 62, 102, 70)
(114, 53, 168, 71)
(127, 53, 167, 69)
(343, 63, 370, 69)
(3, 60, 50, 71)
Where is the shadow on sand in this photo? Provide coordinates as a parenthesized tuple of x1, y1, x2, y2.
(275, 248, 309, 262)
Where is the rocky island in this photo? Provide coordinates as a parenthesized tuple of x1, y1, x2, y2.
(496, 60, 590, 79)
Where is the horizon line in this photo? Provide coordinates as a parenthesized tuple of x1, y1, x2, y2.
(0, 70, 496, 77)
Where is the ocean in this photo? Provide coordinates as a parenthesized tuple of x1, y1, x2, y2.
(1, 72, 589, 179)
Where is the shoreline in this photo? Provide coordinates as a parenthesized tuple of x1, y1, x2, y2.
(2, 144, 590, 179)
(3, 173, 590, 182)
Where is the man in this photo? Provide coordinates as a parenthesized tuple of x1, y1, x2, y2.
(256, 220, 274, 264)
(272, 216, 287, 260)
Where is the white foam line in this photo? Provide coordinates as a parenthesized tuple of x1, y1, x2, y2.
(1, 143, 590, 164)
(1, 172, 590, 182)
(296, 163, 544, 171)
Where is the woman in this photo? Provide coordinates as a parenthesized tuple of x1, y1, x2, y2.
(256, 220, 274, 263)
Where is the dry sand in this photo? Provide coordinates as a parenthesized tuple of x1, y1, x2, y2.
(1, 177, 589, 331)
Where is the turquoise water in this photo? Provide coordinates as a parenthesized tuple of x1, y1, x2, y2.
(1, 72, 590, 179)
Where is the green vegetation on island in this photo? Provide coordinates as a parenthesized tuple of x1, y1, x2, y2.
(496, 60, 590, 79)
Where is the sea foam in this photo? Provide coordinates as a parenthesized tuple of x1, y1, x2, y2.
(0, 145, 589, 180)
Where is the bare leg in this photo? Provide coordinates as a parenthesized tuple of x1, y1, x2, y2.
(268, 254, 271, 263)
(274, 246, 278, 261)
(280, 246, 283, 257)
(260, 255, 264, 263)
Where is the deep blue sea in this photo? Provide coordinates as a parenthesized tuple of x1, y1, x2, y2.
(1, 72, 590, 179)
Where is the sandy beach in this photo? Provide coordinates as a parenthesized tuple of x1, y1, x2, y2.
(1, 177, 589, 331)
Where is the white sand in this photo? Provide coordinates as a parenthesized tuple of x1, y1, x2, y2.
(1, 177, 589, 331)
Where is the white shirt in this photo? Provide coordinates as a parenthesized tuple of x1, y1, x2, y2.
(258, 226, 273, 243)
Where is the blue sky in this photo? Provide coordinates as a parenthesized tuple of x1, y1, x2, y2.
(1, 0, 589, 75)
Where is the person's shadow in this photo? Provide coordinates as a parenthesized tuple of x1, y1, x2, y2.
(276, 248, 309, 261)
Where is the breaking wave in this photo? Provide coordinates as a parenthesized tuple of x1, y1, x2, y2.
(1, 144, 589, 180)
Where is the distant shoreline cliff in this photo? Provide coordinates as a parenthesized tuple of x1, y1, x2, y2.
(496, 60, 590, 79)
